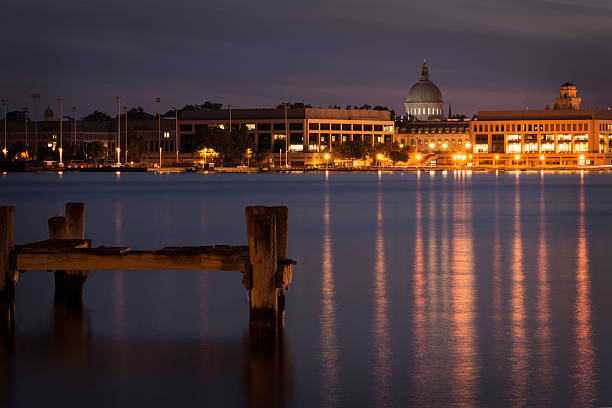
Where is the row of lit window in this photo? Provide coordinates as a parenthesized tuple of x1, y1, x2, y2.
(406, 107, 443, 116)
(407, 127, 468, 134)
(475, 122, 589, 133)
(478, 143, 589, 154)
(308, 123, 393, 132)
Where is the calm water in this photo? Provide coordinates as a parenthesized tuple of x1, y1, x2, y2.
(1, 170, 612, 407)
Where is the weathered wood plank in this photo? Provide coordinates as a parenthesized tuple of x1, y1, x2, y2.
(14, 249, 251, 272)
(16, 239, 91, 252)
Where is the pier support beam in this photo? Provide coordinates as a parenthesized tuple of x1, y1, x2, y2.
(0, 207, 15, 331)
(49, 203, 88, 306)
(246, 206, 289, 338)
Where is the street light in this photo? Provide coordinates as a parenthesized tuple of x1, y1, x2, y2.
(156, 97, 161, 168)
(324, 153, 330, 169)
(116, 96, 121, 164)
(283, 103, 289, 167)
(58, 97, 64, 165)
(2, 99, 6, 157)
(174, 106, 179, 163)
(23, 107, 28, 158)
(495, 154, 499, 167)
(377, 153, 383, 167)
(32, 93, 40, 157)
(123, 106, 129, 164)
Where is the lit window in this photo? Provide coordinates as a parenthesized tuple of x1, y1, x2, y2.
(246, 124, 255, 130)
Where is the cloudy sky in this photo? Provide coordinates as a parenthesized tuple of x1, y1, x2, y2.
(2, 0, 612, 117)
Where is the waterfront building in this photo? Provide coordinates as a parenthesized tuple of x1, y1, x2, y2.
(0, 116, 177, 161)
(178, 107, 394, 154)
(395, 119, 471, 153)
(404, 60, 444, 121)
(465, 84, 612, 166)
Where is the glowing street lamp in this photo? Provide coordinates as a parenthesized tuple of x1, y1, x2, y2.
(377, 153, 383, 167)
(324, 153, 330, 168)
(429, 143, 435, 150)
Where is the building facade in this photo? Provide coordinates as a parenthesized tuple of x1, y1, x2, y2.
(179, 107, 394, 154)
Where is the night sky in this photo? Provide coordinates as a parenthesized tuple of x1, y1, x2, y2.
(3, 0, 612, 117)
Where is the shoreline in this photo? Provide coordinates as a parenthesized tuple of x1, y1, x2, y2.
(2, 165, 612, 174)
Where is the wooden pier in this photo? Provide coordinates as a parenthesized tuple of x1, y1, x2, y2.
(0, 203, 295, 338)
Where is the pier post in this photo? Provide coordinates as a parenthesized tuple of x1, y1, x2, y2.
(50, 203, 88, 306)
(246, 209, 278, 338)
(0, 207, 15, 329)
(245, 206, 289, 331)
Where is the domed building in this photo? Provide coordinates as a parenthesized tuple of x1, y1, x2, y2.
(405, 60, 444, 121)
(554, 82, 581, 110)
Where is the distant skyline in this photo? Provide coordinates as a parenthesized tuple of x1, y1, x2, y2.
(3, 0, 612, 117)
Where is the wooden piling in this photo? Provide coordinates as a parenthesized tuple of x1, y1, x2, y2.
(50, 203, 88, 306)
(245, 206, 290, 332)
(0, 207, 15, 327)
(246, 211, 278, 338)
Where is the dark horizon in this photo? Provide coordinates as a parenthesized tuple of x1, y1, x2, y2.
(3, 0, 612, 118)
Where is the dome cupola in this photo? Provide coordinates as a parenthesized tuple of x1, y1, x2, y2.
(405, 60, 444, 121)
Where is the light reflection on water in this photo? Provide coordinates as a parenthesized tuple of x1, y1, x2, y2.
(0, 172, 610, 407)
(372, 175, 392, 406)
(320, 177, 339, 407)
(573, 175, 596, 407)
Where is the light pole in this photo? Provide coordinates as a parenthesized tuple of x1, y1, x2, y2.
(174, 106, 179, 163)
(2, 99, 6, 157)
(324, 153, 330, 169)
(156, 97, 161, 168)
(124, 106, 129, 164)
(23, 107, 28, 158)
(283, 103, 289, 167)
(71, 106, 77, 150)
(228, 104, 232, 135)
(32, 93, 40, 157)
(58, 97, 64, 165)
(116, 96, 121, 164)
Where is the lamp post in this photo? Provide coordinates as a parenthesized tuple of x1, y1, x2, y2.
(71, 106, 77, 149)
(228, 104, 232, 135)
(124, 106, 129, 164)
(324, 153, 330, 169)
(116, 96, 121, 164)
(58, 97, 64, 165)
(32, 93, 40, 157)
(23, 107, 28, 158)
(2, 99, 6, 157)
(156, 97, 161, 168)
(174, 106, 179, 163)
(283, 103, 289, 167)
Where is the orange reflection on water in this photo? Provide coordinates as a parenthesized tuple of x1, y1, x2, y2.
(372, 181, 392, 406)
(535, 182, 554, 403)
(449, 185, 479, 405)
(320, 182, 339, 407)
(412, 180, 429, 405)
(573, 180, 596, 407)
(509, 175, 528, 407)
(492, 187, 503, 367)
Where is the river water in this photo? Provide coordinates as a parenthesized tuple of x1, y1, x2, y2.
(1, 170, 611, 407)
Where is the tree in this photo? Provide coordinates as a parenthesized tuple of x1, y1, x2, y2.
(275, 102, 312, 109)
(83, 111, 111, 122)
(331, 141, 373, 160)
(87, 141, 107, 165)
(128, 106, 154, 120)
(127, 131, 148, 162)
(192, 126, 254, 166)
